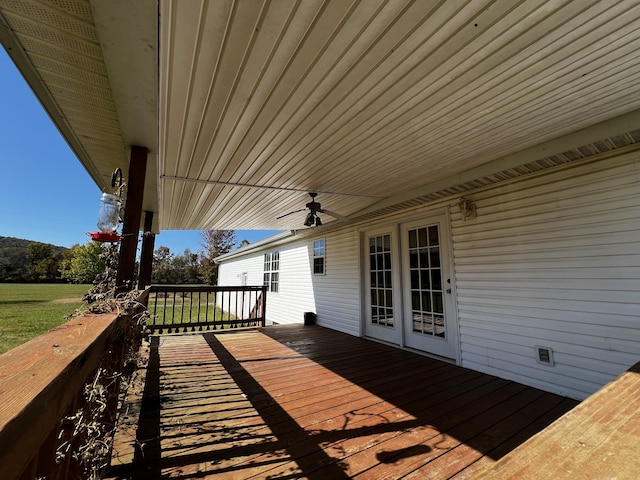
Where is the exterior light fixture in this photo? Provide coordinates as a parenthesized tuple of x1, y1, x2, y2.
(458, 197, 476, 221)
(304, 213, 315, 227)
(89, 168, 124, 242)
(303, 212, 323, 227)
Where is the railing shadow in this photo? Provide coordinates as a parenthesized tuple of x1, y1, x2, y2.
(112, 326, 578, 479)
(259, 325, 579, 476)
(115, 332, 350, 479)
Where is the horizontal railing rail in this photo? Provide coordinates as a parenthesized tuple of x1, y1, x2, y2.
(147, 285, 267, 333)
(0, 311, 129, 480)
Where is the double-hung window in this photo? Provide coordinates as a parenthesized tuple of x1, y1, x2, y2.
(263, 251, 280, 292)
(313, 239, 325, 275)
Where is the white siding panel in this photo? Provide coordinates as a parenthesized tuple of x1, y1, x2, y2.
(269, 242, 316, 324)
(452, 153, 640, 399)
(216, 254, 265, 320)
(217, 229, 361, 332)
(217, 255, 263, 287)
(312, 228, 361, 336)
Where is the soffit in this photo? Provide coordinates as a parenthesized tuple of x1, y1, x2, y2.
(0, 0, 158, 226)
(158, 0, 640, 231)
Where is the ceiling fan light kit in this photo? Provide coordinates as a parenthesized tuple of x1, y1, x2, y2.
(278, 192, 345, 227)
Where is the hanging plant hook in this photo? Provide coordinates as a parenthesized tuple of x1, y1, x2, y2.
(111, 168, 123, 188)
(110, 168, 126, 197)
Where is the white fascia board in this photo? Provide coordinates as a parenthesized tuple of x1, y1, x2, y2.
(215, 230, 297, 263)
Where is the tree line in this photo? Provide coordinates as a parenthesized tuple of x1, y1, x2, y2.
(0, 231, 240, 285)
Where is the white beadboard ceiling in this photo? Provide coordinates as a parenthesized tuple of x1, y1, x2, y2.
(2, 0, 640, 232)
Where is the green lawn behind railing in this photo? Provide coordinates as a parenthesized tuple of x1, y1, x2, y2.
(148, 292, 232, 330)
(0, 283, 90, 354)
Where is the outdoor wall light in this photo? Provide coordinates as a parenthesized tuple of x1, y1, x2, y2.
(458, 197, 476, 221)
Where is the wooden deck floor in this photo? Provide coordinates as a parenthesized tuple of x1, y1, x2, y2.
(109, 325, 578, 479)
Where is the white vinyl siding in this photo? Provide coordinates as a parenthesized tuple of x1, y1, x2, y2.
(268, 243, 313, 324)
(312, 228, 361, 336)
(217, 153, 640, 400)
(218, 229, 361, 334)
(451, 152, 640, 400)
(217, 255, 263, 287)
(218, 242, 315, 325)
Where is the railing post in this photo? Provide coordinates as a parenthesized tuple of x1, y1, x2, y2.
(138, 211, 155, 290)
(261, 286, 267, 327)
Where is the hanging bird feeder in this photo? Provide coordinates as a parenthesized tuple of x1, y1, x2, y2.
(88, 168, 124, 242)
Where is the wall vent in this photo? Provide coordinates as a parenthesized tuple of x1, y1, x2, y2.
(536, 346, 554, 366)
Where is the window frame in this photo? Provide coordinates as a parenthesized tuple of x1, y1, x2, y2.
(263, 251, 280, 292)
(313, 238, 326, 275)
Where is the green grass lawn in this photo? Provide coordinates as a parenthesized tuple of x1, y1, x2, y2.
(0, 283, 91, 355)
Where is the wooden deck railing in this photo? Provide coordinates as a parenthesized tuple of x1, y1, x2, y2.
(0, 309, 138, 480)
(147, 285, 267, 333)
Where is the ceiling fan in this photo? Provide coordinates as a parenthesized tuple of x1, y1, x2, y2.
(276, 192, 349, 227)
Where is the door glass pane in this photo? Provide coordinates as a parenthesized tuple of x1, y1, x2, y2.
(419, 250, 429, 268)
(409, 251, 418, 268)
(430, 247, 440, 268)
(409, 230, 417, 248)
(434, 315, 445, 337)
(431, 269, 442, 290)
(410, 270, 419, 289)
(433, 292, 443, 313)
(418, 227, 428, 247)
(412, 291, 420, 310)
(408, 224, 445, 338)
(420, 270, 431, 290)
(369, 234, 393, 327)
(428, 226, 439, 245)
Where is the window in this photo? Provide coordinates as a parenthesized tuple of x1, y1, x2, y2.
(263, 251, 279, 292)
(313, 239, 325, 275)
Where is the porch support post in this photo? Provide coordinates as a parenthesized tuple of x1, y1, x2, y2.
(117, 146, 148, 292)
(138, 211, 155, 290)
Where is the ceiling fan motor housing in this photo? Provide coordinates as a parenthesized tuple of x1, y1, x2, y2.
(305, 200, 321, 213)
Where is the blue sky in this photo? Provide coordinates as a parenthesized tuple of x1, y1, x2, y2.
(0, 47, 279, 254)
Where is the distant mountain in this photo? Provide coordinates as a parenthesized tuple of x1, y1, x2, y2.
(0, 236, 68, 253)
(0, 236, 69, 282)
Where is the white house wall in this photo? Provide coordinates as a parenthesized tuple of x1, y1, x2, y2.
(217, 253, 263, 288)
(218, 242, 315, 325)
(310, 229, 361, 336)
(218, 230, 362, 333)
(215, 253, 264, 320)
(271, 242, 316, 325)
(218, 152, 640, 400)
(451, 152, 640, 400)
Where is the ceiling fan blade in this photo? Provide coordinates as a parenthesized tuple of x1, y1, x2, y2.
(276, 208, 306, 220)
(319, 209, 349, 222)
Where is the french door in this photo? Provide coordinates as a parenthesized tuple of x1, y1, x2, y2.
(401, 215, 457, 359)
(363, 227, 402, 345)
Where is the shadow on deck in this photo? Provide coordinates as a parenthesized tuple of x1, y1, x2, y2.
(108, 325, 578, 479)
